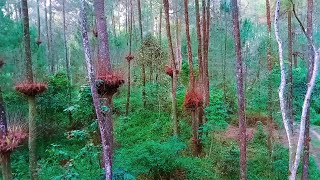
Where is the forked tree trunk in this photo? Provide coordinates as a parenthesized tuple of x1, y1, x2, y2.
(266, 0, 273, 155)
(22, 1, 38, 179)
(231, 0, 246, 179)
(163, 0, 178, 136)
(275, 1, 320, 179)
(302, 0, 313, 179)
(79, 2, 112, 179)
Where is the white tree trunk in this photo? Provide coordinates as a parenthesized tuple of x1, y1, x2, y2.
(275, 1, 320, 179)
(274, 0, 294, 170)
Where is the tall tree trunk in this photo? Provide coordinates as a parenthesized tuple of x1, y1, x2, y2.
(276, 1, 320, 179)
(266, 0, 273, 155)
(63, 0, 72, 124)
(223, 4, 227, 102)
(0, 88, 12, 180)
(45, 0, 50, 73)
(1, 152, 13, 180)
(80, 2, 112, 179)
(49, 0, 54, 74)
(195, 0, 203, 82)
(231, 0, 246, 179)
(94, 0, 111, 73)
(274, 0, 294, 173)
(22, 1, 38, 178)
(36, 0, 41, 46)
(204, 0, 210, 106)
(184, 0, 200, 155)
(63, 0, 70, 82)
(163, 0, 178, 136)
(125, 0, 133, 117)
(288, 5, 294, 133)
(302, 0, 313, 179)
(137, 0, 146, 107)
(175, 1, 182, 72)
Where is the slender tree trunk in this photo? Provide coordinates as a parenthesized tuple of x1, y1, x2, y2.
(22, 2, 38, 178)
(1, 152, 13, 180)
(45, 0, 50, 73)
(63, 0, 72, 124)
(125, 0, 133, 117)
(63, 0, 70, 82)
(276, 1, 320, 179)
(204, 0, 210, 106)
(302, 0, 313, 179)
(163, 0, 178, 136)
(28, 96, 37, 180)
(231, 0, 246, 179)
(137, 0, 146, 107)
(195, 0, 203, 82)
(266, 0, 273, 155)
(0, 88, 8, 137)
(288, 6, 294, 133)
(80, 2, 112, 179)
(223, 5, 227, 102)
(94, 0, 111, 73)
(175, 1, 182, 72)
(274, 0, 294, 173)
(49, 0, 54, 74)
(36, 0, 41, 46)
(0, 89, 12, 180)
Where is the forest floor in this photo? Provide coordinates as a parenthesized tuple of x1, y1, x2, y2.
(278, 123, 320, 168)
(224, 124, 320, 168)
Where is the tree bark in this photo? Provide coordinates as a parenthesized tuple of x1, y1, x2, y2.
(302, 0, 313, 179)
(94, 0, 111, 73)
(28, 96, 37, 180)
(45, 0, 51, 73)
(266, 0, 273, 155)
(36, 0, 41, 46)
(276, 1, 320, 179)
(195, 0, 203, 82)
(22, 1, 38, 178)
(49, 0, 54, 74)
(288, 5, 294, 133)
(231, 0, 246, 179)
(0, 88, 8, 137)
(79, 2, 112, 179)
(137, 0, 146, 107)
(163, 0, 178, 136)
(125, 0, 133, 117)
(274, 0, 294, 173)
(1, 152, 13, 180)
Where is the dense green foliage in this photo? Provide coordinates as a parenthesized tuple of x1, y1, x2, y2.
(0, 0, 320, 179)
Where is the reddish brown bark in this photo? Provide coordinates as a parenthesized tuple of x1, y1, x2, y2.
(302, 0, 313, 179)
(94, 0, 112, 74)
(231, 0, 246, 179)
(163, 0, 178, 136)
(195, 0, 203, 82)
